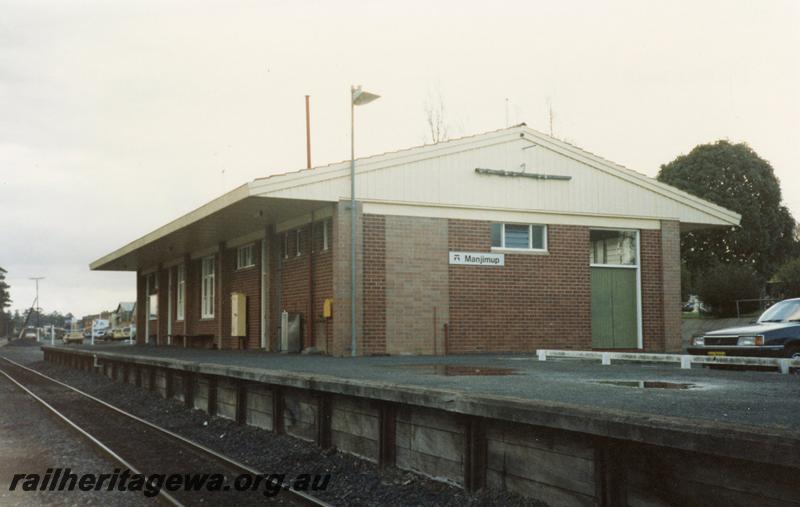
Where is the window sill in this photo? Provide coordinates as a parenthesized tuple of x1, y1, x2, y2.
(236, 265, 256, 271)
(491, 247, 549, 256)
(200, 317, 215, 321)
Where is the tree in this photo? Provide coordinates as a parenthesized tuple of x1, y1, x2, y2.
(696, 263, 762, 317)
(774, 258, 800, 299)
(657, 140, 796, 283)
(0, 268, 10, 337)
(0, 267, 10, 312)
(423, 86, 449, 144)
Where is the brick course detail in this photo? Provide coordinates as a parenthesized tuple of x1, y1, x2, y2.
(447, 220, 592, 353)
(362, 215, 386, 355)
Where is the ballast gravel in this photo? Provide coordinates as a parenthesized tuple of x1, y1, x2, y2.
(1, 346, 545, 507)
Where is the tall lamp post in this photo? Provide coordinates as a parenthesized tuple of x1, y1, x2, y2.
(29, 277, 44, 329)
(350, 85, 380, 357)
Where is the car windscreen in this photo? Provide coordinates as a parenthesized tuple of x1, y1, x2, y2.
(758, 300, 800, 322)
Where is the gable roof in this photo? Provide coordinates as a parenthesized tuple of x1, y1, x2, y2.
(116, 302, 135, 313)
(248, 124, 741, 227)
(91, 124, 739, 271)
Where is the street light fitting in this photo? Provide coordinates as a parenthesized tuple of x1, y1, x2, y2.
(352, 85, 380, 106)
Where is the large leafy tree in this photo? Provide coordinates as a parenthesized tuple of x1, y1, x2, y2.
(658, 140, 796, 283)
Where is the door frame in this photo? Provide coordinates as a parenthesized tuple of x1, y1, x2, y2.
(589, 228, 643, 349)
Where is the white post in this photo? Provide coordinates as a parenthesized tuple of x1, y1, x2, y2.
(537, 350, 547, 361)
(36, 328, 40, 342)
(50, 325, 55, 346)
(601, 352, 611, 366)
(680, 355, 692, 369)
(779, 359, 790, 375)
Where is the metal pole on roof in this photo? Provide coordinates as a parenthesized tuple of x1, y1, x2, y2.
(350, 85, 380, 357)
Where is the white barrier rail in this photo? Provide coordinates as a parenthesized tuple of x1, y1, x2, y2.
(535, 349, 800, 374)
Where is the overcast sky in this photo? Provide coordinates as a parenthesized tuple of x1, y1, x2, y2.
(1, 0, 798, 318)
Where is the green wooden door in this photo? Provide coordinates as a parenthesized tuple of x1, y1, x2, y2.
(591, 267, 638, 349)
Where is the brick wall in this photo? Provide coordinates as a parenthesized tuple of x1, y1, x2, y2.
(224, 241, 262, 350)
(192, 259, 219, 336)
(171, 263, 186, 338)
(640, 229, 665, 351)
(135, 271, 162, 345)
(132, 213, 670, 355)
(136, 270, 145, 345)
(447, 220, 592, 353)
(184, 256, 195, 337)
(384, 216, 449, 355)
(314, 221, 334, 352)
(157, 268, 168, 345)
(278, 226, 310, 348)
(661, 221, 682, 352)
(362, 215, 386, 355)
(271, 219, 334, 352)
(134, 234, 336, 352)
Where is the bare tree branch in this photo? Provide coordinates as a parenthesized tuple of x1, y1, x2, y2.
(424, 85, 449, 144)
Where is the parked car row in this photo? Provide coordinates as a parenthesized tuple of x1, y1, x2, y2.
(62, 323, 136, 345)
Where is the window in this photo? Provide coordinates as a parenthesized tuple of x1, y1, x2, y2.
(237, 243, 255, 269)
(589, 229, 637, 266)
(148, 294, 158, 320)
(491, 223, 547, 251)
(283, 232, 289, 259)
(296, 229, 302, 256)
(201, 256, 215, 318)
(322, 219, 329, 251)
(176, 264, 185, 321)
(147, 273, 158, 320)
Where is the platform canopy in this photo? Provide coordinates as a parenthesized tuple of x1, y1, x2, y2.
(90, 184, 332, 271)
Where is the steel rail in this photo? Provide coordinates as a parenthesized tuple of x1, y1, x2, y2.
(0, 356, 332, 507)
(0, 366, 184, 506)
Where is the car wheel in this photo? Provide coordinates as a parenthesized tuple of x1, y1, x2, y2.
(787, 346, 800, 360)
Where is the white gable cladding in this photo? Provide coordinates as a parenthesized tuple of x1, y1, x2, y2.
(250, 128, 739, 228)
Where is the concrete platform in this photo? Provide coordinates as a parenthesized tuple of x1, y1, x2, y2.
(41, 344, 800, 506)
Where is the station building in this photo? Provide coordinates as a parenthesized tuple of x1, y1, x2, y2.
(90, 125, 740, 356)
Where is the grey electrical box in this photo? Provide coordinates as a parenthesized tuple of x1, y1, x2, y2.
(280, 311, 302, 353)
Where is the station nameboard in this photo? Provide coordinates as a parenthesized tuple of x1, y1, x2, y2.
(448, 251, 504, 266)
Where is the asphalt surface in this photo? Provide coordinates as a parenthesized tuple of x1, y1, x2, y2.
(52, 342, 800, 433)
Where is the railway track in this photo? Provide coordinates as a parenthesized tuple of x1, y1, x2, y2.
(0, 357, 332, 507)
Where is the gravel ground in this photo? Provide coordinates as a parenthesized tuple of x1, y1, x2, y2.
(1, 345, 543, 507)
(0, 366, 153, 507)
